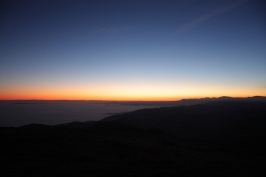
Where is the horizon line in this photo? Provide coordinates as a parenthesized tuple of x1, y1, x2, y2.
(1, 96, 265, 102)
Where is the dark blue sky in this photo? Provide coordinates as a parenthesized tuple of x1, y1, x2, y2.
(1, 0, 265, 100)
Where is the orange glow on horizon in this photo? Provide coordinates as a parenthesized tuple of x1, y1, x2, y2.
(0, 91, 264, 101)
(1, 82, 265, 101)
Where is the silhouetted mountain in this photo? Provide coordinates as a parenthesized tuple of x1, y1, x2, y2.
(50, 97, 266, 144)
(177, 96, 266, 105)
(101, 99, 266, 141)
(55, 121, 96, 129)
(1, 97, 266, 176)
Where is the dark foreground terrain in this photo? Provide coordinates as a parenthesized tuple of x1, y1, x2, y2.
(1, 99, 266, 176)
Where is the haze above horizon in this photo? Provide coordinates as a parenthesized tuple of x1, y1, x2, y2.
(1, 0, 265, 101)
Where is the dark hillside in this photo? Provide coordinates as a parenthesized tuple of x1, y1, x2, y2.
(1, 123, 265, 177)
(102, 101, 266, 140)
(1, 98, 265, 176)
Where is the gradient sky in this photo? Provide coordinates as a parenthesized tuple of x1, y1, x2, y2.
(1, 0, 265, 101)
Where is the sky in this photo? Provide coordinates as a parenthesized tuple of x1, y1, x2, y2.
(0, 0, 265, 101)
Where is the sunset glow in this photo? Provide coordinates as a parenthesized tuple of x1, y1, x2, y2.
(1, 82, 264, 101)
(1, 0, 265, 101)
